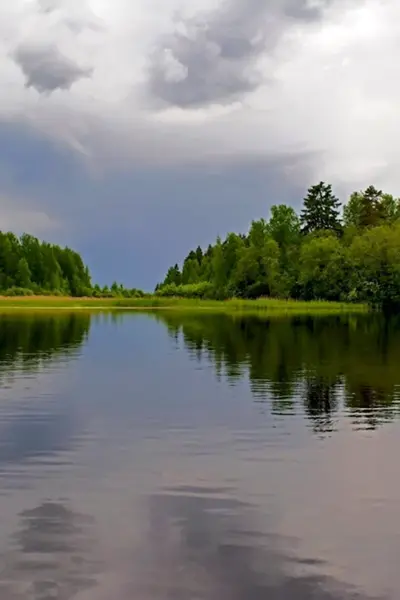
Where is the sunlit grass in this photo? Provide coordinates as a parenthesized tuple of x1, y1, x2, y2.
(0, 295, 367, 315)
(0, 296, 115, 309)
(114, 296, 368, 314)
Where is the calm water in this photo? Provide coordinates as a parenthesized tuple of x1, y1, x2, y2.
(1, 312, 400, 599)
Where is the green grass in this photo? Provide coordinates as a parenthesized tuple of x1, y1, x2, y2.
(114, 296, 368, 314)
(0, 295, 368, 315)
(0, 296, 117, 309)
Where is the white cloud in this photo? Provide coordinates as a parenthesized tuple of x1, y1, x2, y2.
(0, 0, 400, 193)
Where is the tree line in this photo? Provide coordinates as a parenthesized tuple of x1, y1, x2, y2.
(157, 183, 400, 310)
(0, 231, 143, 297)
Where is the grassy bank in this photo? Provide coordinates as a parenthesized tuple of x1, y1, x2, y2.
(0, 296, 117, 309)
(0, 295, 368, 315)
(115, 297, 368, 314)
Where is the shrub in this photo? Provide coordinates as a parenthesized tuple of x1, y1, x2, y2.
(156, 282, 215, 299)
(3, 287, 34, 296)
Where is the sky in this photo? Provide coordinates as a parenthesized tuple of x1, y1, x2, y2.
(0, 0, 399, 289)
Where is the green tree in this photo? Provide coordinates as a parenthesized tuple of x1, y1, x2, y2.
(380, 194, 400, 224)
(348, 224, 400, 309)
(343, 191, 364, 231)
(232, 236, 279, 298)
(16, 258, 32, 288)
(359, 186, 385, 228)
(182, 258, 200, 284)
(267, 205, 300, 249)
(223, 233, 245, 292)
(248, 218, 268, 249)
(300, 182, 342, 235)
(345, 187, 400, 230)
(111, 282, 120, 296)
(267, 205, 301, 296)
(157, 184, 400, 310)
(211, 237, 227, 294)
(164, 264, 182, 286)
(299, 233, 347, 301)
(195, 246, 203, 265)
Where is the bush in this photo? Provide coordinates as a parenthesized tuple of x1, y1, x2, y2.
(156, 282, 215, 299)
(3, 287, 34, 296)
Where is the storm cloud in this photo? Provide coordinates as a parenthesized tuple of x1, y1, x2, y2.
(148, 0, 334, 107)
(14, 43, 93, 93)
(0, 0, 399, 287)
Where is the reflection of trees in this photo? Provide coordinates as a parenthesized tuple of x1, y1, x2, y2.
(0, 314, 91, 466)
(346, 384, 398, 431)
(0, 313, 91, 385)
(155, 312, 400, 433)
(0, 501, 100, 599)
(303, 375, 340, 434)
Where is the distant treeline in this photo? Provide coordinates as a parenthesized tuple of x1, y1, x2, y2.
(0, 232, 143, 298)
(157, 183, 400, 310)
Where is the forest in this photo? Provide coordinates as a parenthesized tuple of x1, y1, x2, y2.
(0, 232, 142, 298)
(157, 183, 400, 310)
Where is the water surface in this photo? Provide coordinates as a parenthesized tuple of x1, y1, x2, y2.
(0, 311, 400, 599)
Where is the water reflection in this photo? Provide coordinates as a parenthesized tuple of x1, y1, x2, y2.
(0, 488, 380, 600)
(0, 313, 91, 468)
(155, 313, 400, 433)
(0, 312, 91, 383)
(132, 486, 379, 600)
(0, 501, 99, 599)
(0, 311, 399, 599)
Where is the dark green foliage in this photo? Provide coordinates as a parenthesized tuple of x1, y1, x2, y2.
(0, 232, 92, 296)
(156, 282, 214, 299)
(158, 182, 400, 311)
(16, 258, 32, 288)
(0, 231, 142, 298)
(343, 187, 400, 231)
(164, 264, 182, 286)
(300, 182, 342, 235)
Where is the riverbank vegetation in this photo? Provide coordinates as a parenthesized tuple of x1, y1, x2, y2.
(113, 296, 366, 314)
(0, 231, 143, 298)
(0, 296, 366, 315)
(2, 182, 400, 312)
(157, 183, 400, 311)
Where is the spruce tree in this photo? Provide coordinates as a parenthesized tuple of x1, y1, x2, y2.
(164, 264, 181, 286)
(195, 246, 203, 265)
(358, 185, 384, 228)
(300, 182, 342, 235)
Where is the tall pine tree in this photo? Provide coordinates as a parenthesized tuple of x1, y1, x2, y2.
(300, 182, 342, 235)
(358, 185, 384, 228)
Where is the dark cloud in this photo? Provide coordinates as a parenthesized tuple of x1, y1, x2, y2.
(0, 120, 313, 289)
(148, 0, 333, 108)
(14, 44, 92, 93)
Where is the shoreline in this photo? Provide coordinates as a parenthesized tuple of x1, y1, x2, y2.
(0, 296, 368, 316)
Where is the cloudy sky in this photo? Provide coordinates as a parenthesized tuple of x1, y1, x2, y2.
(0, 0, 399, 289)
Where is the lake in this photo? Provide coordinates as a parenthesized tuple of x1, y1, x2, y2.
(0, 311, 400, 599)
